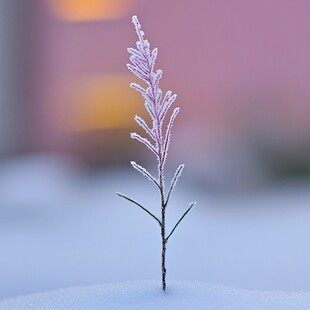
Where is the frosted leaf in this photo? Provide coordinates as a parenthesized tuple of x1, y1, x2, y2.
(165, 164, 185, 206)
(131, 161, 160, 188)
(154, 70, 163, 85)
(127, 47, 143, 58)
(127, 64, 148, 83)
(130, 56, 149, 74)
(160, 90, 172, 110)
(145, 86, 155, 102)
(162, 107, 180, 164)
(130, 132, 158, 155)
(156, 89, 163, 106)
(150, 48, 158, 71)
(132, 15, 144, 41)
(130, 83, 146, 95)
(134, 115, 155, 140)
(143, 99, 156, 120)
(159, 92, 177, 122)
(136, 40, 151, 60)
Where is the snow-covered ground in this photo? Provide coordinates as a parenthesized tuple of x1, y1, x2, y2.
(2, 281, 310, 310)
(0, 155, 310, 306)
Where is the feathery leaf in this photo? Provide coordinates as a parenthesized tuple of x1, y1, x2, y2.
(134, 115, 155, 140)
(130, 83, 145, 95)
(162, 107, 180, 164)
(131, 161, 160, 189)
(130, 132, 158, 155)
(165, 164, 185, 206)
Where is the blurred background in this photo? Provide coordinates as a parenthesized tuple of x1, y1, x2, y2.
(1, 0, 310, 300)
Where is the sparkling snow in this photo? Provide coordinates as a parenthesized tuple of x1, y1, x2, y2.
(1, 281, 310, 310)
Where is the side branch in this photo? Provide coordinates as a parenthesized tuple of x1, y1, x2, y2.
(165, 202, 195, 242)
(130, 161, 160, 189)
(165, 164, 184, 207)
(162, 107, 180, 165)
(131, 132, 158, 155)
(134, 115, 156, 141)
(116, 192, 162, 226)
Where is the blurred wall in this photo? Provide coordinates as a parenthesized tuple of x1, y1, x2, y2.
(0, 1, 28, 157)
(1, 0, 310, 187)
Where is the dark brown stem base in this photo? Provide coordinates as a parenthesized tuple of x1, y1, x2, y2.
(161, 226, 166, 291)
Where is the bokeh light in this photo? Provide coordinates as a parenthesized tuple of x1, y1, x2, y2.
(66, 74, 143, 131)
(48, 0, 136, 21)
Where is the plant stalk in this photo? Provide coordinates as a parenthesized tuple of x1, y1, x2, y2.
(161, 197, 166, 292)
(159, 162, 166, 292)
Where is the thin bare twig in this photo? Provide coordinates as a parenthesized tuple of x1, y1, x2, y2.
(165, 202, 195, 242)
(116, 192, 162, 226)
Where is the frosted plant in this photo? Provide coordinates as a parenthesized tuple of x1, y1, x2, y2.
(116, 15, 194, 292)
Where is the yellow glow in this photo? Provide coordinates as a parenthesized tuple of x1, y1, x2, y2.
(49, 0, 135, 21)
(67, 74, 146, 131)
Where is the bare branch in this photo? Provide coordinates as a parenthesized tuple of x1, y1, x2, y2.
(116, 192, 162, 226)
(165, 202, 195, 242)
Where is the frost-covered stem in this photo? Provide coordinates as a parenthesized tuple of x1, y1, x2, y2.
(159, 162, 167, 292)
(161, 217, 167, 292)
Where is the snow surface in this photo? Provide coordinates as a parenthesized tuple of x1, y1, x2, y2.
(1, 155, 310, 302)
(1, 281, 310, 310)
